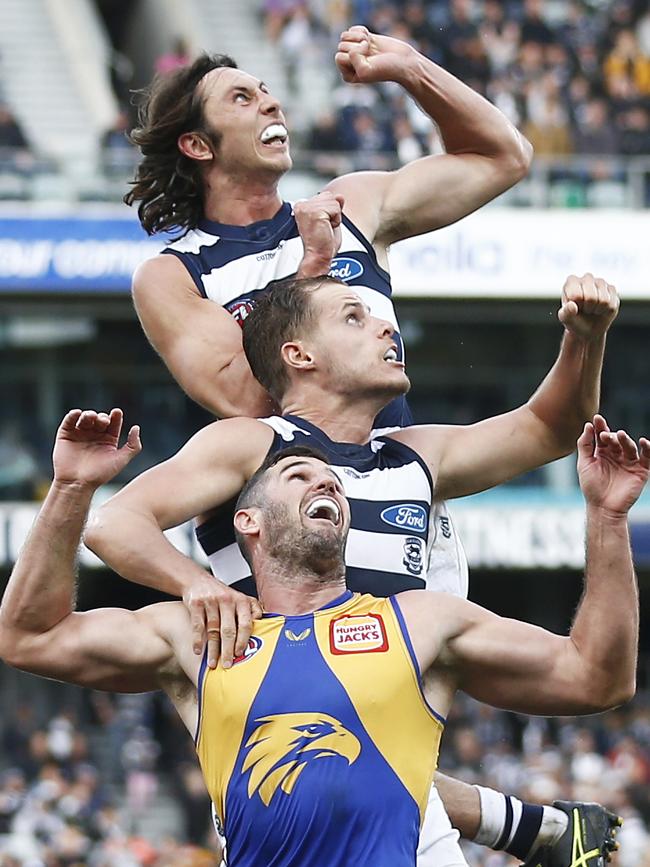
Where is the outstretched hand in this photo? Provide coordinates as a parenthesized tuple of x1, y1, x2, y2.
(558, 273, 619, 341)
(335, 25, 416, 85)
(53, 409, 142, 489)
(577, 415, 650, 515)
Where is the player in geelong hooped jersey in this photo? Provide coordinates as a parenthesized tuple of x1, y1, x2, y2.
(88, 272, 622, 865)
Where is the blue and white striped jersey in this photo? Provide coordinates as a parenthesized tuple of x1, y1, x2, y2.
(197, 415, 469, 599)
(162, 202, 412, 430)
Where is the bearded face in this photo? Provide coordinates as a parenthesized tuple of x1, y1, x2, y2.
(262, 499, 347, 582)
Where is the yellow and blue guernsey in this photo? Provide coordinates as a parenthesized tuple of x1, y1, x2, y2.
(195, 590, 444, 867)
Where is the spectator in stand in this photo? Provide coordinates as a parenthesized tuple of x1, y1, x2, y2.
(618, 103, 650, 155)
(572, 97, 620, 154)
(480, 1, 521, 77)
(279, 4, 312, 95)
(402, 0, 442, 63)
(154, 37, 192, 76)
(0, 103, 28, 151)
(0, 422, 40, 500)
(603, 28, 650, 96)
(392, 112, 426, 164)
(523, 70, 573, 155)
(0, 102, 34, 172)
(520, 0, 555, 45)
(443, 0, 479, 80)
(263, 0, 303, 42)
(347, 106, 394, 164)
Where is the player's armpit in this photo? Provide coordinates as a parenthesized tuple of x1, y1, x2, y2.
(0, 602, 183, 693)
(441, 602, 631, 716)
(133, 255, 273, 419)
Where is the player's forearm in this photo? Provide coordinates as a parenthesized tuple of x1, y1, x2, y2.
(85, 507, 208, 598)
(398, 53, 531, 170)
(568, 505, 638, 708)
(0, 481, 92, 639)
(528, 331, 605, 455)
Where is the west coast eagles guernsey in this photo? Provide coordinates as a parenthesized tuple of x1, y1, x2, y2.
(195, 590, 444, 867)
(161, 201, 412, 430)
(197, 414, 469, 599)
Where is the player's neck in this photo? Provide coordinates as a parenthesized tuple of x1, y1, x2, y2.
(257, 575, 348, 617)
(282, 388, 386, 444)
(202, 171, 283, 225)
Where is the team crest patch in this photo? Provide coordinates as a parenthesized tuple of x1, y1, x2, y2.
(329, 613, 388, 654)
(232, 635, 263, 665)
(403, 536, 424, 576)
(227, 298, 256, 325)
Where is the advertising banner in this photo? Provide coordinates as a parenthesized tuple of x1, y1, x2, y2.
(0, 211, 163, 292)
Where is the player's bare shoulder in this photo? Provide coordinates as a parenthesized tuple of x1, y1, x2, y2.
(132, 253, 200, 303)
(191, 416, 275, 476)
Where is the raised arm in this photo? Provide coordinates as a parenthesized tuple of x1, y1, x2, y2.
(0, 410, 174, 693)
(396, 274, 619, 500)
(327, 26, 532, 248)
(404, 416, 648, 716)
(85, 416, 272, 666)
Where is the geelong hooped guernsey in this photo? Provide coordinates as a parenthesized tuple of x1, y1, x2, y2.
(195, 590, 444, 867)
(197, 415, 469, 599)
(161, 201, 412, 430)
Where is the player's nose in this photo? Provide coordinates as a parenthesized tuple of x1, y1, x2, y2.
(260, 91, 282, 115)
(376, 318, 394, 339)
(314, 475, 338, 495)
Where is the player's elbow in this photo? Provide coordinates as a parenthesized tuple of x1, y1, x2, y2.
(496, 131, 533, 188)
(573, 670, 637, 713)
(0, 619, 36, 671)
(594, 675, 636, 711)
(84, 504, 121, 560)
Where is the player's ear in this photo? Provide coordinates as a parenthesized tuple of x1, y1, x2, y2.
(234, 507, 261, 540)
(178, 131, 214, 162)
(281, 341, 316, 373)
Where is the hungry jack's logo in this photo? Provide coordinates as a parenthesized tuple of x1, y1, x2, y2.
(329, 613, 389, 654)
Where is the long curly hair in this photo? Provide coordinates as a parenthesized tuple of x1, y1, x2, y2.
(125, 54, 238, 237)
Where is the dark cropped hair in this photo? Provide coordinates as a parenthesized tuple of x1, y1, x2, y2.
(242, 275, 342, 403)
(234, 445, 330, 565)
(125, 53, 237, 237)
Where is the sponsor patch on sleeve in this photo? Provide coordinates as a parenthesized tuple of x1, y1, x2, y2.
(329, 613, 388, 654)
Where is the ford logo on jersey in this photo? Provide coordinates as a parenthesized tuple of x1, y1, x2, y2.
(380, 504, 427, 532)
(329, 257, 364, 282)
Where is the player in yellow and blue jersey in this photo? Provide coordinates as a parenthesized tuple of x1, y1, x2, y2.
(1, 407, 641, 866)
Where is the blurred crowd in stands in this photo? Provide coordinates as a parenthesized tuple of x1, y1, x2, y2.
(2, 679, 650, 866)
(263, 0, 650, 202)
(1, 1, 649, 203)
(0, 684, 218, 866)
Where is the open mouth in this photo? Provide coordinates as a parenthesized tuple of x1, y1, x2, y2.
(383, 345, 404, 366)
(260, 123, 288, 148)
(305, 497, 341, 526)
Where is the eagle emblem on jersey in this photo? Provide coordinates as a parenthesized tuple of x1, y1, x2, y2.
(242, 712, 361, 806)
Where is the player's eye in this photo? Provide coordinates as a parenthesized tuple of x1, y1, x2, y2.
(346, 312, 360, 324)
(234, 92, 250, 103)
